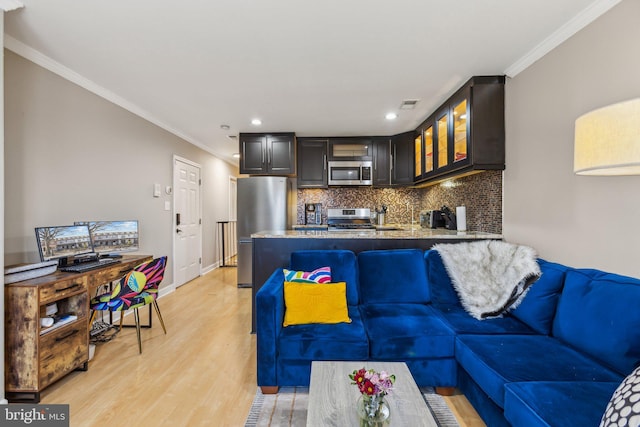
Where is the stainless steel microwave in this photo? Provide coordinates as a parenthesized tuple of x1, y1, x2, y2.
(327, 161, 373, 186)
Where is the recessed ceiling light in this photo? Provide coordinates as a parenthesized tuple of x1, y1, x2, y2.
(232, 153, 241, 158)
(220, 124, 230, 130)
(385, 112, 398, 120)
(251, 119, 262, 126)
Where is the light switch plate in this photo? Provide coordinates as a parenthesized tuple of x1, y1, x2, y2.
(164, 201, 171, 211)
(154, 183, 161, 198)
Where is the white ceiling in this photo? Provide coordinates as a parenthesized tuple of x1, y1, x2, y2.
(4, 0, 621, 164)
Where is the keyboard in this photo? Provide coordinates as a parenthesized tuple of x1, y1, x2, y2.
(60, 258, 121, 273)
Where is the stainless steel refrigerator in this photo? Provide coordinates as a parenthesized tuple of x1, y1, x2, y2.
(237, 176, 297, 287)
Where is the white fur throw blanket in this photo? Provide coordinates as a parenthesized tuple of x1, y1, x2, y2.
(432, 241, 541, 320)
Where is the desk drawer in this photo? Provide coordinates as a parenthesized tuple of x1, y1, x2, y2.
(39, 276, 87, 305)
(89, 264, 136, 288)
(39, 322, 88, 389)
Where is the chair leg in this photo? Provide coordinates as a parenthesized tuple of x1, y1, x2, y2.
(134, 308, 142, 354)
(152, 301, 167, 334)
(89, 310, 97, 325)
(119, 310, 124, 331)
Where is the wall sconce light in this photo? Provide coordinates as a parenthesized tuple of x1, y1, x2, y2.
(574, 98, 640, 175)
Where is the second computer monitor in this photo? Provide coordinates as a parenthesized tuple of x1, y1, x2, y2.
(75, 220, 139, 256)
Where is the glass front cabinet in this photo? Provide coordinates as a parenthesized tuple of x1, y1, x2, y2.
(413, 76, 505, 184)
(414, 133, 422, 180)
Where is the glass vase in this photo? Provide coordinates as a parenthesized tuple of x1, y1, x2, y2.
(356, 394, 390, 426)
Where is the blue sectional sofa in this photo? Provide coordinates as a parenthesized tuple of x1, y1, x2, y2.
(256, 248, 640, 426)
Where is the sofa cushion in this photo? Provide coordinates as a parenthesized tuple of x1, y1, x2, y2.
(456, 335, 623, 408)
(358, 249, 429, 304)
(360, 304, 454, 359)
(552, 269, 640, 375)
(510, 259, 568, 335)
(290, 250, 359, 306)
(433, 304, 536, 335)
(425, 250, 461, 306)
(282, 281, 351, 327)
(279, 306, 369, 360)
(504, 381, 619, 427)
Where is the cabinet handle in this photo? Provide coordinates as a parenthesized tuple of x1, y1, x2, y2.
(267, 148, 271, 165)
(323, 155, 327, 170)
(55, 329, 79, 342)
(55, 283, 81, 293)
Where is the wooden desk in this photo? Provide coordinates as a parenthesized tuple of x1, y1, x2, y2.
(4, 254, 152, 403)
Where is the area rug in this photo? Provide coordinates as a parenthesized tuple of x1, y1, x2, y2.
(244, 386, 460, 426)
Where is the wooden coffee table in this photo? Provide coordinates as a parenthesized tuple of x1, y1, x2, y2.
(307, 361, 438, 426)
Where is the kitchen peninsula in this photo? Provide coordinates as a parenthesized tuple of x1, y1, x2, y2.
(250, 227, 501, 331)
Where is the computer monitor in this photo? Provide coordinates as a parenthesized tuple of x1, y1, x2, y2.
(35, 225, 94, 262)
(75, 220, 139, 256)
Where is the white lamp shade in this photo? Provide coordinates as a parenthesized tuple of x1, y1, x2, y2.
(574, 98, 640, 175)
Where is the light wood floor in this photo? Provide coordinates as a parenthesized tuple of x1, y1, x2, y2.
(40, 267, 485, 426)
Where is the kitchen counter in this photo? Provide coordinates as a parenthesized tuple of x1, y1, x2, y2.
(248, 224, 502, 332)
(257, 226, 501, 240)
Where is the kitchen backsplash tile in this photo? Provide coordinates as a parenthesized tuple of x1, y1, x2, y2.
(297, 171, 502, 233)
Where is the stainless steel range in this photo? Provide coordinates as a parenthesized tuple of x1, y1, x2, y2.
(327, 208, 375, 231)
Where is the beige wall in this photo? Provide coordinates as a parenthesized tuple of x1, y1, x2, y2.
(504, 0, 640, 277)
(4, 50, 239, 286)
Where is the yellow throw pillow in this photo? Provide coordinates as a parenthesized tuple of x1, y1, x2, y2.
(283, 281, 352, 327)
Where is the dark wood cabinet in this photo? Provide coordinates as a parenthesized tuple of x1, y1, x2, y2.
(371, 133, 413, 187)
(372, 138, 391, 186)
(328, 138, 373, 161)
(297, 138, 328, 188)
(415, 76, 505, 184)
(239, 133, 295, 175)
(391, 131, 414, 185)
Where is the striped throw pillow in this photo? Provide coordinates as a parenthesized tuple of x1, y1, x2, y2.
(283, 266, 331, 284)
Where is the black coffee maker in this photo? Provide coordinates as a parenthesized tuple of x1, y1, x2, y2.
(305, 203, 322, 225)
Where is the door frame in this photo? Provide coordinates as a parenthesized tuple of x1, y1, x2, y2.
(172, 155, 203, 288)
(227, 176, 238, 263)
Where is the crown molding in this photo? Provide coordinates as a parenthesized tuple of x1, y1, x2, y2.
(3, 35, 238, 166)
(504, 0, 623, 77)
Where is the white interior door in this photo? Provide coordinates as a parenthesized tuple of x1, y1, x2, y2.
(174, 157, 202, 287)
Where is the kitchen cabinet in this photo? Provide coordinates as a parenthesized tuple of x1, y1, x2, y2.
(391, 131, 414, 185)
(328, 138, 373, 161)
(415, 122, 435, 181)
(414, 132, 423, 180)
(239, 133, 296, 175)
(297, 138, 328, 188)
(371, 132, 413, 186)
(415, 76, 505, 184)
(372, 138, 391, 186)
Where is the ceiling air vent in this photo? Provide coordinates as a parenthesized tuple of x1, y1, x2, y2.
(399, 99, 420, 110)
